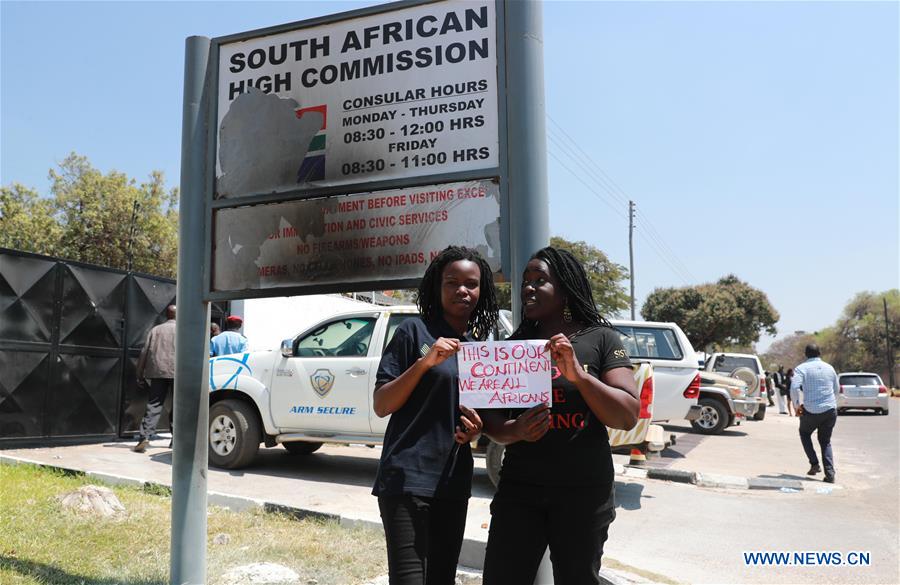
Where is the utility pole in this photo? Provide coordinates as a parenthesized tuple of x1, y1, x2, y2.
(629, 200, 635, 320)
(885, 297, 895, 388)
(126, 200, 140, 272)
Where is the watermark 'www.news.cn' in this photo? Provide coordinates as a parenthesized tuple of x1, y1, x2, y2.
(744, 551, 871, 566)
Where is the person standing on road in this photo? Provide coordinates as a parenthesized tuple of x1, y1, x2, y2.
(133, 304, 176, 453)
(480, 246, 639, 585)
(772, 365, 788, 414)
(210, 315, 248, 356)
(790, 344, 840, 483)
(372, 246, 499, 585)
(784, 367, 796, 416)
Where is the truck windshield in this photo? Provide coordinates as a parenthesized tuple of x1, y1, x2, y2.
(297, 317, 376, 357)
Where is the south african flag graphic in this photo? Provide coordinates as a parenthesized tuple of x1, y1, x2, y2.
(296, 104, 327, 182)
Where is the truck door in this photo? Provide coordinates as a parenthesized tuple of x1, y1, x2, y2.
(369, 312, 419, 435)
(270, 315, 378, 433)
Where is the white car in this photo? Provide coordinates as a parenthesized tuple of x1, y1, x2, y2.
(837, 372, 890, 415)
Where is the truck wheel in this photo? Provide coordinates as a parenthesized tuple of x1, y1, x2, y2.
(209, 399, 260, 469)
(753, 402, 767, 421)
(690, 398, 728, 435)
(283, 441, 323, 455)
(486, 441, 505, 488)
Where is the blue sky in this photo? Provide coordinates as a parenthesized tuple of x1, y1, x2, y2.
(2, 1, 897, 351)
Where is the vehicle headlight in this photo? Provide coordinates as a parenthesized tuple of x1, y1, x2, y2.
(728, 386, 745, 399)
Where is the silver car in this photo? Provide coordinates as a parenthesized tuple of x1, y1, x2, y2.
(837, 372, 890, 415)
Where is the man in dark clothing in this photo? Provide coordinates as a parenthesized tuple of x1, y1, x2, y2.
(133, 305, 176, 453)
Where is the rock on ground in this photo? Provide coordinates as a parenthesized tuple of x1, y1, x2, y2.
(218, 563, 301, 585)
(57, 485, 125, 517)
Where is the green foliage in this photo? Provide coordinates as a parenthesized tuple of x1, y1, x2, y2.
(0, 183, 62, 256)
(550, 236, 630, 317)
(0, 153, 179, 277)
(642, 274, 779, 350)
(816, 289, 899, 384)
(494, 236, 630, 317)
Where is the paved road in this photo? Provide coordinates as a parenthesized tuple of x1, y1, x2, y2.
(607, 406, 899, 584)
(2, 402, 897, 583)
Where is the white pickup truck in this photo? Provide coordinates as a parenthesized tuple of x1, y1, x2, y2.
(207, 305, 659, 479)
(703, 352, 768, 421)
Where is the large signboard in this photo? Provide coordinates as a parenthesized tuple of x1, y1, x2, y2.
(214, 0, 500, 200)
(213, 179, 500, 292)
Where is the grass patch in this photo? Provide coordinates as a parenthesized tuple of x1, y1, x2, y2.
(0, 463, 387, 585)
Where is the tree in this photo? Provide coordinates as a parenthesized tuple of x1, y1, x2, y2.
(0, 153, 179, 277)
(495, 236, 630, 317)
(642, 275, 779, 350)
(761, 332, 817, 371)
(817, 290, 899, 384)
(0, 183, 62, 255)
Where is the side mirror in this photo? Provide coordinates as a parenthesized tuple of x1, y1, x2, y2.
(281, 339, 294, 358)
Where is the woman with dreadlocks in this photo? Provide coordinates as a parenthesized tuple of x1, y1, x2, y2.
(481, 246, 639, 585)
(372, 245, 499, 585)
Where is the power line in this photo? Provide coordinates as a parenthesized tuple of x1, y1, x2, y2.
(546, 146, 693, 283)
(545, 116, 697, 284)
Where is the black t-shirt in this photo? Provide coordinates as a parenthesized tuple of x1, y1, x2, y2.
(500, 324, 632, 490)
(372, 316, 474, 500)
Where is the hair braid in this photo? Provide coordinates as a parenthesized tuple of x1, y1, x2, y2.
(417, 246, 499, 340)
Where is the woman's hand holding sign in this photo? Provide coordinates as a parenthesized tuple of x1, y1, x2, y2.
(513, 403, 551, 442)
(423, 337, 460, 368)
(546, 334, 583, 383)
(455, 404, 484, 444)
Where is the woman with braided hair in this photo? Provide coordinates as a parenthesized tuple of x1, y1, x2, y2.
(372, 245, 499, 585)
(481, 246, 639, 585)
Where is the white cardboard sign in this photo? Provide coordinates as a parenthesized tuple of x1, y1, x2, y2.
(457, 340, 552, 409)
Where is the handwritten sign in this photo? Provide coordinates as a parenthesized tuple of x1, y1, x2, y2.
(457, 340, 552, 409)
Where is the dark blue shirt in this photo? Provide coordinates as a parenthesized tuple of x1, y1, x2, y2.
(372, 316, 474, 500)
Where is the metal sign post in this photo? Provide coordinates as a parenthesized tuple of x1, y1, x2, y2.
(172, 35, 212, 585)
(504, 0, 550, 327)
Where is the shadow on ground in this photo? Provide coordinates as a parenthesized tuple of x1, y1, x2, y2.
(0, 556, 165, 585)
(614, 481, 649, 511)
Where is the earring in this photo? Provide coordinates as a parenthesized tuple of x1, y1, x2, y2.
(563, 304, 572, 322)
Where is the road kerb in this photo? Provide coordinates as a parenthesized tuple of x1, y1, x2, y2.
(621, 464, 843, 492)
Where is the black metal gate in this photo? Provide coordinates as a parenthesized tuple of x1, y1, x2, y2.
(0, 248, 226, 443)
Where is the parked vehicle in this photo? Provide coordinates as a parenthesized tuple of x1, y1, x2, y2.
(837, 372, 890, 415)
(704, 353, 768, 420)
(691, 371, 757, 435)
(611, 320, 702, 424)
(207, 305, 663, 475)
